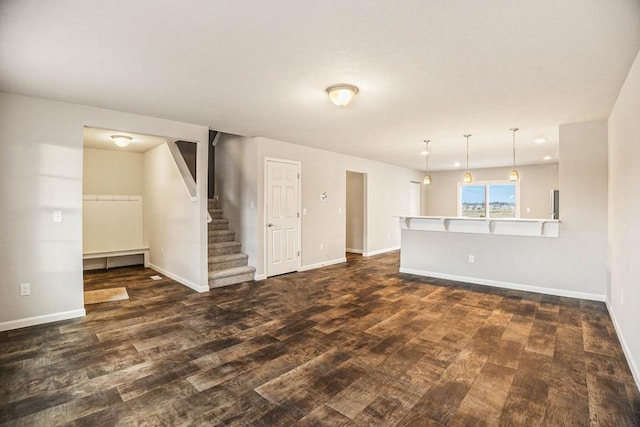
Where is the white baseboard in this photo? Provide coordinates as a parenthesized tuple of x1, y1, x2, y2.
(254, 273, 267, 281)
(399, 267, 606, 302)
(606, 300, 640, 391)
(346, 248, 363, 254)
(0, 309, 86, 332)
(149, 263, 209, 293)
(299, 257, 346, 272)
(363, 246, 400, 257)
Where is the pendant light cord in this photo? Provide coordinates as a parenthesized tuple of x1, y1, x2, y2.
(510, 128, 518, 170)
(424, 140, 430, 175)
(464, 134, 471, 172)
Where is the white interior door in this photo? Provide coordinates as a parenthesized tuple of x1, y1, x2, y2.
(409, 181, 421, 216)
(266, 159, 300, 277)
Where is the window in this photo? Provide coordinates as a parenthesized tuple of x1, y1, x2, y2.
(458, 181, 519, 218)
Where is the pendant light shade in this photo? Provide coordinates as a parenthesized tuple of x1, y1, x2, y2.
(423, 139, 431, 185)
(111, 135, 132, 148)
(326, 84, 359, 106)
(509, 128, 519, 181)
(463, 134, 472, 183)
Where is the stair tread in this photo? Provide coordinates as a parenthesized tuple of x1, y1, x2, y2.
(208, 265, 256, 280)
(209, 241, 241, 248)
(208, 231, 234, 236)
(209, 219, 229, 223)
(209, 253, 248, 262)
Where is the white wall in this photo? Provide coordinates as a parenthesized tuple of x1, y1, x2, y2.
(83, 148, 143, 195)
(608, 49, 640, 387)
(401, 120, 608, 300)
(346, 171, 364, 252)
(215, 135, 424, 277)
(143, 143, 209, 292)
(423, 164, 559, 219)
(0, 92, 209, 330)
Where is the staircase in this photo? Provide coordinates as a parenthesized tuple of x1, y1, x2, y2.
(208, 199, 256, 288)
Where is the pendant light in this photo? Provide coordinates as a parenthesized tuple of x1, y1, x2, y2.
(509, 128, 519, 181)
(423, 139, 431, 185)
(463, 134, 472, 183)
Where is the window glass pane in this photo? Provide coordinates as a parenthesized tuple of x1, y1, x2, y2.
(488, 184, 516, 218)
(461, 185, 486, 217)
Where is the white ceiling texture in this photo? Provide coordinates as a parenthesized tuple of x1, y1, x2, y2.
(1, 1, 639, 171)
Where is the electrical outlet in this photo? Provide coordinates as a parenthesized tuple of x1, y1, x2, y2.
(468, 255, 475, 264)
(20, 283, 30, 296)
(338, 207, 342, 214)
(53, 210, 62, 223)
(320, 243, 324, 251)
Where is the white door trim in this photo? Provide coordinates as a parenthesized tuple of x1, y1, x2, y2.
(263, 157, 302, 277)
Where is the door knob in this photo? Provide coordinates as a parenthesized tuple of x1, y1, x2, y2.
(267, 223, 274, 227)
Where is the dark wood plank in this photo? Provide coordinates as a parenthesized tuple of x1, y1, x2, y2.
(0, 253, 636, 425)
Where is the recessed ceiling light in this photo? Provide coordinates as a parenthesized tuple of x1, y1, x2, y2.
(534, 138, 546, 144)
(544, 155, 552, 160)
(453, 161, 461, 167)
(420, 150, 428, 156)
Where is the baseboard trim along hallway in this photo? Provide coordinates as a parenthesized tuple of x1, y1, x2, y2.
(149, 263, 209, 293)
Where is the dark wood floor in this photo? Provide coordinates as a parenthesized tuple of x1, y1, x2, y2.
(1, 252, 638, 426)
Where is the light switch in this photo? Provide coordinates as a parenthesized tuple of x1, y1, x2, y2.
(53, 211, 62, 223)
(303, 208, 307, 215)
(338, 207, 342, 214)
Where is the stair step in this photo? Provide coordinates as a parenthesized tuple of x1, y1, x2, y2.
(208, 241, 241, 256)
(208, 199, 219, 209)
(208, 230, 235, 243)
(208, 219, 229, 231)
(208, 209, 224, 219)
(208, 266, 256, 289)
(209, 253, 248, 270)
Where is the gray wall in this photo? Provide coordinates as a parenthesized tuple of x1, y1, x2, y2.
(215, 134, 424, 277)
(346, 171, 364, 252)
(0, 92, 209, 330)
(422, 163, 559, 219)
(608, 49, 640, 386)
(401, 119, 608, 299)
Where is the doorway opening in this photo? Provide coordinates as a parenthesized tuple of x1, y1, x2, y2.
(346, 171, 367, 257)
(81, 127, 188, 305)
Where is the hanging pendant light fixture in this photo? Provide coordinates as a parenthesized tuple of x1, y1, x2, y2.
(463, 134, 472, 183)
(423, 140, 432, 185)
(509, 128, 519, 181)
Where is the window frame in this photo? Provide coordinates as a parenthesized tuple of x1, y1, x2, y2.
(457, 180, 521, 218)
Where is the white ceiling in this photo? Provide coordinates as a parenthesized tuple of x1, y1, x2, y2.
(83, 127, 168, 153)
(1, 0, 639, 171)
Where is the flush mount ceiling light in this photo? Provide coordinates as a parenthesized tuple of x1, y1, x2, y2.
(326, 84, 359, 106)
(509, 128, 520, 182)
(544, 155, 552, 161)
(463, 134, 473, 183)
(534, 137, 546, 144)
(111, 135, 132, 148)
(423, 140, 431, 185)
